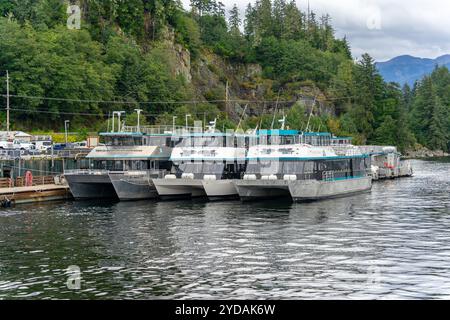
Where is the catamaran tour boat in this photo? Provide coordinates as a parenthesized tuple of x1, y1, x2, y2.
(153, 121, 249, 200)
(64, 124, 180, 201)
(234, 130, 373, 202)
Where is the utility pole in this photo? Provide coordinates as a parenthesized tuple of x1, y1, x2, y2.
(6, 70, 10, 134)
(64, 120, 70, 144)
(118, 111, 125, 132)
(111, 112, 115, 133)
(185, 114, 191, 131)
(113, 111, 125, 132)
(172, 116, 177, 133)
(134, 109, 143, 133)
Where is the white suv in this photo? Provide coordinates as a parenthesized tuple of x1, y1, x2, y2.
(13, 140, 35, 151)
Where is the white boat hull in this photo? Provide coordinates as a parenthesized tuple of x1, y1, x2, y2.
(109, 173, 158, 201)
(153, 178, 206, 200)
(202, 180, 239, 201)
(234, 176, 372, 202)
(234, 180, 291, 202)
(289, 176, 372, 202)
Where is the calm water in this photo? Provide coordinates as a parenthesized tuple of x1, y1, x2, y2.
(1, 159, 450, 300)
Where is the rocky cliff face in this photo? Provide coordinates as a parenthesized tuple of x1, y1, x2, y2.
(162, 33, 335, 121)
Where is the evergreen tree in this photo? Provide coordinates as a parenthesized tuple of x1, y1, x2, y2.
(255, 0, 273, 41)
(228, 4, 241, 35)
(352, 53, 384, 141)
(282, 0, 302, 40)
(272, 0, 286, 38)
(244, 3, 255, 41)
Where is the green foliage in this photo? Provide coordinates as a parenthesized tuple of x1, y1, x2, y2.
(172, 13, 201, 58)
(0, 16, 189, 130)
(410, 67, 450, 151)
(0, 0, 444, 152)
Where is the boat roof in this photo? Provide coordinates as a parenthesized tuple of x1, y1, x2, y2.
(256, 130, 333, 137)
(86, 145, 171, 160)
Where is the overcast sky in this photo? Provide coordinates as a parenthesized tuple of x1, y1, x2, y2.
(180, 0, 450, 62)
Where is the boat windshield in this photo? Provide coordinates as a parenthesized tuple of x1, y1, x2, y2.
(104, 136, 143, 146)
(178, 162, 225, 175)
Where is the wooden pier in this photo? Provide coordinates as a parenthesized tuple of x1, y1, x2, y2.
(0, 182, 72, 206)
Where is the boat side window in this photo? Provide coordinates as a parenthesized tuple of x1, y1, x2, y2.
(246, 162, 261, 174)
(259, 135, 270, 146)
(134, 137, 143, 146)
(103, 136, 113, 146)
(281, 161, 313, 175)
(271, 135, 281, 145)
(159, 161, 171, 171)
(93, 160, 106, 170)
(104, 160, 123, 171)
(278, 135, 291, 145)
(203, 162, 225, 175)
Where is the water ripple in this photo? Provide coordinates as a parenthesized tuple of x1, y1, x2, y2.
(1, 159, 450, 299)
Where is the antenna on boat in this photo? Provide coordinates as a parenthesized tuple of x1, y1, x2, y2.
(278, 113, 286, 130)
(256, 102, 267, 133)
(207, 118, 217, 132)
(236, 104, 248, 133)
(305, 96, 316, 132)
(270, 90, 282, 130)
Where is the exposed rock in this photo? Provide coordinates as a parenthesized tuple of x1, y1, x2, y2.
(404, 146, 450, 158)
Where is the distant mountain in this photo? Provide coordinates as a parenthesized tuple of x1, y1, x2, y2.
(376, 54, 450, 86)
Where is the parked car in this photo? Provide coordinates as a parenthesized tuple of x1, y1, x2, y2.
(0, 140, 13, 149)
(34, 140, 53, 152)
(72, 141, 89, 149)
(53, 143, 67, 151)
(13, 140, 35, 151)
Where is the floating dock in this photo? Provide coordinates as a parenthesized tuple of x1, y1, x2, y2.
(0, 184, 72, 206)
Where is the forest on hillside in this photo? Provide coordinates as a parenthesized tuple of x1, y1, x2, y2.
(0, 0, 449, 152)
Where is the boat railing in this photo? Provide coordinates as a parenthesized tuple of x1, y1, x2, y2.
(250, 169, 368, 181)
(64, 169, 109, 175)
(122, 125, 200, 135)
(109, 169, 168, 179)
(322, 171, 335, 181)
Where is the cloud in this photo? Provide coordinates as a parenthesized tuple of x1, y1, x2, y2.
(180, 0, 450, 61)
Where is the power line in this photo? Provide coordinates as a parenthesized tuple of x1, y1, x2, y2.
(1, 93, 358, 105)
(8, 107, 220, 118)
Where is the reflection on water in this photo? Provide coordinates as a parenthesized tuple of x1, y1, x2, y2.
(1, 159, 450, 299)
